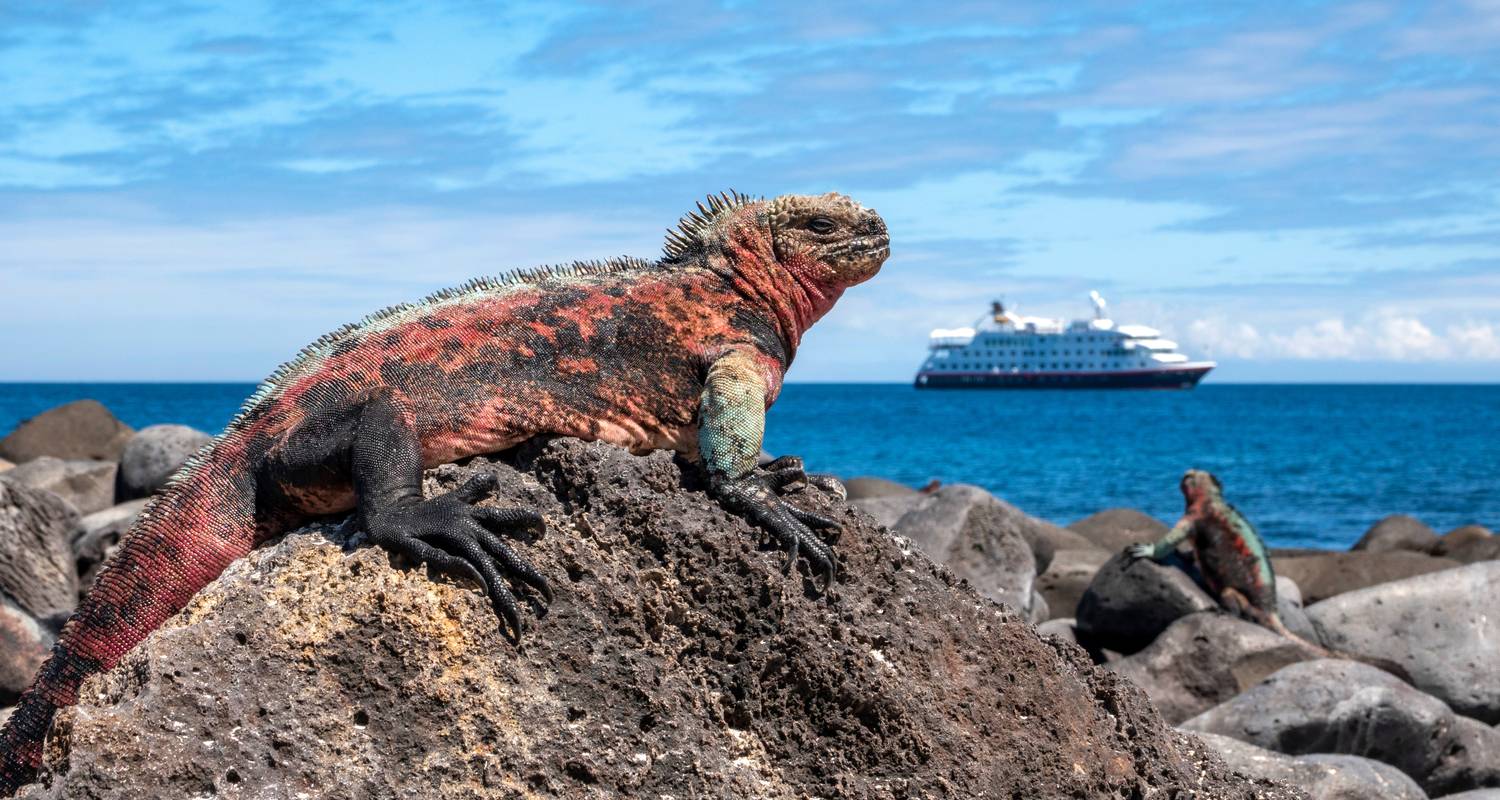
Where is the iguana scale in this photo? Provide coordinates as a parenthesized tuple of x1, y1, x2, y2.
(0, 191, 890, 794)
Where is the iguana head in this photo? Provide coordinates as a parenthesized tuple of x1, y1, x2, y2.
(1180, 469, 1224, 503)
(767, 192, 889, 288)
(663, 190, 888, 350)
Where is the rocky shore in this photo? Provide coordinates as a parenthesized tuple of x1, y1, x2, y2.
(0, 399, 1495, 798)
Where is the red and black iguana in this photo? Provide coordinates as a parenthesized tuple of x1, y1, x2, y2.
(1129, 469, 1411, 679)
(0, 191, 890, 794)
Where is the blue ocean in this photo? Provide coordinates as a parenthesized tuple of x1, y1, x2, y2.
(2, 383, 1495, 549)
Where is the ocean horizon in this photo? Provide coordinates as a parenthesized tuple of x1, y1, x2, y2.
(3, 381, 1496, 550)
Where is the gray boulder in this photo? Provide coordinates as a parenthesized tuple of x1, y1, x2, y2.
(5, 457, 117, 515)
(74, 499, 150, 592)
(1190, 731, 1427, 800)
(1112, 612, 1309, 724)
(1440, 791, 1500, 799)
(1443, 536, 1500, 565)
(1068, 508, 1169, 551)
(1431, 524, 1493, 559)
(1274, 551, 1461, 603)
(1183, 659, 1500, 796)
(1036, 547, 1110, 621)
(1034, 617, 1078, 645)
(0, 399, 133, 463)
(852, 493, 925, 529)
(842, 476, 917, 500)
(1351, 514, 1439, 554)
(885, 485, 1052, 620)
(118, 424, 211, 499)
(0, 593, 53, 706)
(1275, 575, 1320, 644)
(1307, 561, 1500, 723)
(1075, 551, 1217, 654)
(0, 477, 80, 619)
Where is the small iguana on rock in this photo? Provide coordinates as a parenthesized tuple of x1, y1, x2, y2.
(1128, 470, 1411, 680)
(0, 191, 889, 795)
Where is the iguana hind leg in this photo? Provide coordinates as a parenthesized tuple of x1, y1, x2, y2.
(266, 388, 550, 642)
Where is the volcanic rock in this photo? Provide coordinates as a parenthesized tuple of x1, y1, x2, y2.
(1307, 561, 1500, 723)
(841, 476, 917, 500)
(1036, 547, 1111, 621)
(1183, 659, 1500, 796)
(1075, 550, 1217, 654)
(1273, 551, 1461, 604)
(117, 424, 212, 499)
(1351, 514, 1439, 554)
(1111, 612, 1309, 724)
(0, 594, 53, 706)
(5, 458, 117, 516)
(0, 400, 133, 464)
(1068, 508, 1170, 551)
(1431, 524, 1493, 558)
(73, 499, 150, 592)
(1190, 732, 1427, 800)
(0, 477, 80, 620)
(20, 439, 1298, 799)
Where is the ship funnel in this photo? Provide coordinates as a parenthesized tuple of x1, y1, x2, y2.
(1089, 290, 1107, 320)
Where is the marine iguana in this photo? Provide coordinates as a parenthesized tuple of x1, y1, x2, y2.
(1128, 470, 1411, 679)
(0, 191, 890, 794)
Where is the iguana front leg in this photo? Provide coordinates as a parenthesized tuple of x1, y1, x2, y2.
(1126, 516, 1192, 561)
(700, 349, 839, 581)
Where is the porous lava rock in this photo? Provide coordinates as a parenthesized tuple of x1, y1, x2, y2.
(4, 458, 117, 516)
(1110, 612, 1309, 724)
(0, 478, 80, 620)
(1273, 551, 1461, 604)
(1188, 732, 1427, 800)
(1183, 659, 1500, 796)
(1350, 514, 1439, 554)
(1075, 550, 1217, 654)
(1068, 508, 1170, 552)
(21, 439, 1297, 799)
(0, 401, 133, 464)
(117, 424, 212, 499)
(1307, 561, 1500, 724)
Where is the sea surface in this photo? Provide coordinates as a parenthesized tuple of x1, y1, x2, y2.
(2, 383, 1495, 549)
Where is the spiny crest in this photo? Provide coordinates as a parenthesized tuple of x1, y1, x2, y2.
(154, 255, 657, 498)
(662, 189, 761, 261)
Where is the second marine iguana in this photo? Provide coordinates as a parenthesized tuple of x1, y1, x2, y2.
(1127, 470, 1411, 680)
(0, 191, 890, 795)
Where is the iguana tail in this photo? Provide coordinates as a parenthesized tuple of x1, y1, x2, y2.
(1262, 611, 1413, 684)
(0, 458, 263, 795)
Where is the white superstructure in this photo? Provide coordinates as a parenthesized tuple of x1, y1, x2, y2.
(914, 292, 1215, 389)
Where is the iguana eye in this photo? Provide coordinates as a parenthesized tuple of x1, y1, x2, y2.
(806, 216, 836, 234)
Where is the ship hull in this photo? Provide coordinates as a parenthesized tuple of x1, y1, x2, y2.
(914, 365, 1213, 390)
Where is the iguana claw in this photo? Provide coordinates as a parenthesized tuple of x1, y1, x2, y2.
(713, 456, 839, 585)
(366, 473, 550, 642)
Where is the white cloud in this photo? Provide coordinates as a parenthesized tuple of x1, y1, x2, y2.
(1183, 310, 1500, 361)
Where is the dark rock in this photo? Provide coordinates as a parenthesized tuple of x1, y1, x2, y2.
(1190, 731, 1427, 800)
(849, 493, 923, 529)
(0, 477, 80, 619)
(0, 400, 133, 464)
(20, 439, 1295, 800)
(1351, 514, 1440, 554)
(1034, 617, 1077, 645)
(73, 499, 150, 592)
(1274, 551, 1462, 604)
(1432, 524, 1494, 558)
(1075, 550, 1217, 654)
(1068, 508, 1169, 551)
(1112, 612, 1309, 724)
(842, 476, 917, 500)
(1443, 536, 1500, 565)
(1183, 659, 1500, 796)
(5, 458, 117, 515)
(1307, 561, 1500, 723)
(1036, 547, 1110, 621)
(0, 594, 53, 706)
(117, 425, 212, 499)
(886, 484, 1053, 620)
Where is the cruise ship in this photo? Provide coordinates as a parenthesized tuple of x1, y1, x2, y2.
(914, 292, 1214, 389)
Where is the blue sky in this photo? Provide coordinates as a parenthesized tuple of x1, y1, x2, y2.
(2, 1, 1498, 382)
